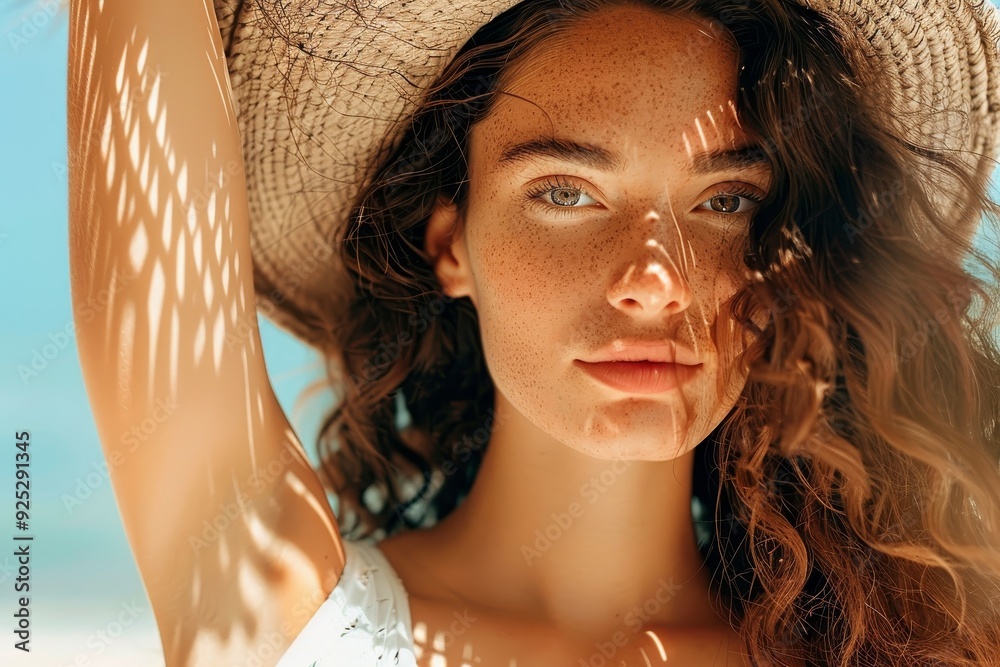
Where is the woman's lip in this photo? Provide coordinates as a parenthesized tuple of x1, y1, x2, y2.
(573, 360, 702, 394)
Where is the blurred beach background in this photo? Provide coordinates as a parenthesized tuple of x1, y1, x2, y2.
(1, 0, 998, 664)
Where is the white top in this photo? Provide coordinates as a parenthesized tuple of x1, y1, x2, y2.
(277, 538, 418, 666)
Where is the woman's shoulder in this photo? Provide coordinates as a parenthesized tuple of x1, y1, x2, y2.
(276, 538, 417, 666)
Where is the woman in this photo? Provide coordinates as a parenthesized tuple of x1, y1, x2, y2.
(67, 0, 1000, 665)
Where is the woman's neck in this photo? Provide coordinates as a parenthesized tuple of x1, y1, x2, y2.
(406, 391, 723, 640)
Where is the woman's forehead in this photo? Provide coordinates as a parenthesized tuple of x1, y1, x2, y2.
(497, 4, 738, 98)
(473, 6, 750, 172)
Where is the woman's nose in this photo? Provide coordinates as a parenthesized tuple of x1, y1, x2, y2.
(606, 236, 694, 318)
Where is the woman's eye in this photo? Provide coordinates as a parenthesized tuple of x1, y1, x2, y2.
(524, 177, 598, 215)
(697, 187, 764, 216)
(523, 178, 765, 219)
(545, 188, 597, 206)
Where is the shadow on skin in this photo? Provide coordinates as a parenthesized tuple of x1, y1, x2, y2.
(67, 1, 342, 664)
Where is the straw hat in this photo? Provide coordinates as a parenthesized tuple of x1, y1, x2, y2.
(211, 0, 1000, 352)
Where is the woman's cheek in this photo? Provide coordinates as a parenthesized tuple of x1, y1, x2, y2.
(474, 213, 571, 300)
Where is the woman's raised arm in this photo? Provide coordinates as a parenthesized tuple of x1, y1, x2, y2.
(66, 1, 344, 665)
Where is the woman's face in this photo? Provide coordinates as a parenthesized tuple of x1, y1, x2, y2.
(429, 5, 772, 460)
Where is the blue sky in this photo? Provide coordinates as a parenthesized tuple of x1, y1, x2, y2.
(0, 1, 997, 665)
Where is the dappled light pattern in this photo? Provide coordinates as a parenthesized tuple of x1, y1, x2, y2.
(402, 611, 746, 665)
(67, 0, 766, 664)
(604, 96, 764, 468)
(67, 1, 342, 665)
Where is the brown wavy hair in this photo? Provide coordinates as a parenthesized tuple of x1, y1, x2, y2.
(294, 0, 1000, 664)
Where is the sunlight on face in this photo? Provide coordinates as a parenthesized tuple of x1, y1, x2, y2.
(455, 5, 771, 461)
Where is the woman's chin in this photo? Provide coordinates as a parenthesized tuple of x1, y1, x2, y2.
(561, 426, 699, 462)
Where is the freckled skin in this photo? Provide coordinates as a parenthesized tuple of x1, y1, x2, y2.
(438, 7, 767, 462)
(380, 6, 771, 665)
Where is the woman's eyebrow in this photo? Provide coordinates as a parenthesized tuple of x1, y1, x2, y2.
(690, 144, 771, 175)
(496, 135, 770, 176)
(497, 136, 625, 172)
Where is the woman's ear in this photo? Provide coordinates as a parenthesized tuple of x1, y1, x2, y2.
(425, 195, 476, 302)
